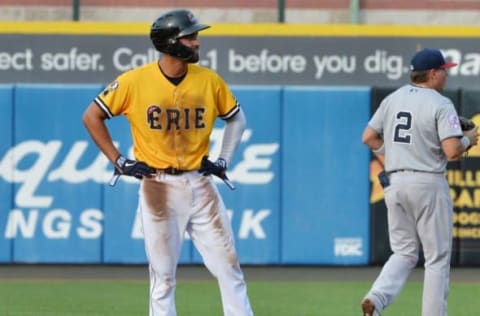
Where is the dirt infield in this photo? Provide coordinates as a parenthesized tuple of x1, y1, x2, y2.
(0, 265, 478, 283)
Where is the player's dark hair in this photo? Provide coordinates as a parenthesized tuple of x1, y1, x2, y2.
(410, 70, 429, 83)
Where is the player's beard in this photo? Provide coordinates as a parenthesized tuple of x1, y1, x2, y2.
(186, 50, 199, 63)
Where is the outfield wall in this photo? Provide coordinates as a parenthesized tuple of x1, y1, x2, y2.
(1, 84, 480, 265)
(1, 23, 480, 266)
(0, 84, 371, 265)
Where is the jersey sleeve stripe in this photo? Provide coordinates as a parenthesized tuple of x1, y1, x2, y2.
(94, 97, 114, 119)
(219, 103, 240, 120)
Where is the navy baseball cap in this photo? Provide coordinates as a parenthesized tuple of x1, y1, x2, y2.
(410, 48, 457, 71)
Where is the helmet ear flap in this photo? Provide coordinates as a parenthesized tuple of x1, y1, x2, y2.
(167, 38, 177, 45)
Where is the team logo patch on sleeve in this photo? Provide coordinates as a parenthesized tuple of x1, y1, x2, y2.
(449, 114, 460, 129)
(102, 80, 119, 97)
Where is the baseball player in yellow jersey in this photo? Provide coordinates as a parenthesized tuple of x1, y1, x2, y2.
(82, 9, 254, 316)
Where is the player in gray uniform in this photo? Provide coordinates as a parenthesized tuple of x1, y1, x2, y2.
(360, 48, 478, 316)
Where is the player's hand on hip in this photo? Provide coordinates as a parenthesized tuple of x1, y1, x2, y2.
(199, 156, 227, 177)
(115, 154, 156, 179)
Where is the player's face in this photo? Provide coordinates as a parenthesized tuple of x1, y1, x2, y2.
(179, 32, 200, 63)
(432, 68, 448, 92)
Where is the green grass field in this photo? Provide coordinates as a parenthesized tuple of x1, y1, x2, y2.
(0, 279, 479, 315)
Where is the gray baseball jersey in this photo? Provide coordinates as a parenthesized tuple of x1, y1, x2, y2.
(368, 84, 463, 173)
(364, 83, 460, 316)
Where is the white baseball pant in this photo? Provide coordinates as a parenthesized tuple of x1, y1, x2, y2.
(138, 171, 254, 316)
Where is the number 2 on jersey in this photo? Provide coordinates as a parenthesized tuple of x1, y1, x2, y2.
(394, 111, 412, 143)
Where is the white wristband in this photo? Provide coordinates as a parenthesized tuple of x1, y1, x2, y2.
(461, 136, 471, 149)
(372, 143, 385, 155)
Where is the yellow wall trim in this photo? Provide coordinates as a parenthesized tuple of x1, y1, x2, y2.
(1, 22, 480, 37)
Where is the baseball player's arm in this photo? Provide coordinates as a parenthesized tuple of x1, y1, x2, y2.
(199, 109, 245, 191)
(82, 101, 120, 164)
(362, 126, 385, 155)
(219, 107, 246, 165)
(442, 126, 479, 160)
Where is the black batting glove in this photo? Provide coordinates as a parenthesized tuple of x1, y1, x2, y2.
(199, 157, 227, 178)
(115, 155, 156, 179)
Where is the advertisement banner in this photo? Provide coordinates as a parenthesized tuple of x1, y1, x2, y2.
(10, 84, 104, 263)
(1, 84, 374, 264)
(280, 87, 371, 265)
(0, 84, 286, 264)
(1, 33, 480, 89)
(453, 90, 480, 265)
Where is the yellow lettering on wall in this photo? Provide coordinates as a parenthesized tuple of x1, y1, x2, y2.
(369, 160, 385, 204)
(453, 227, 480, 239)
(446, 170, 480, 187)
(454, 188, 474, 208)
(453, 212, 480, 225)
(452, 188, 480, 208)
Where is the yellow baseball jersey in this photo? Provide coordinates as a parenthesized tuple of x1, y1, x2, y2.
(94, 61, 240, 170)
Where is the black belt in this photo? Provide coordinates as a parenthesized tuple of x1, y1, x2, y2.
(158, 167, 188, 175)
(389, 169, 420, 174)
(388, 169, 442, 175)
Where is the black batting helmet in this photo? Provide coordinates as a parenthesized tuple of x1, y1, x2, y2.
(150, 9, 210, 61)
